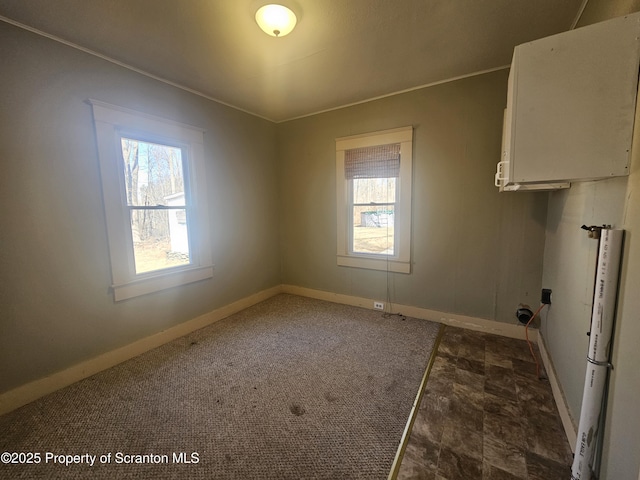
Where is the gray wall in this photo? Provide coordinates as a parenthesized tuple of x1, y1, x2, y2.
(278, 71, 548, 322)
(6, 6, 639, 477)
(1, 22, 550, 397)
(0, 22, 281, 393)
(541, 1, 640, 479)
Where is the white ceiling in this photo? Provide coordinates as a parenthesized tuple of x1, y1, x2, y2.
(0, 0, 586, 122)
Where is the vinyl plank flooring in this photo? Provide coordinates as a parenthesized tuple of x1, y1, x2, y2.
(396, 326, 572, 480)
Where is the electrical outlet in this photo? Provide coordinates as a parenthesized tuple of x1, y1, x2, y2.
(541, 289, 552, 305)
(373, 302, 384, 311)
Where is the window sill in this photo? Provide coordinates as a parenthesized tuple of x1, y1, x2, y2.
(337, 255, 410, 274)
(112, 265, 214, 301)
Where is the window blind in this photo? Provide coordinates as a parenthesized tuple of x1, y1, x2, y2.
(344, 143, 400, 179)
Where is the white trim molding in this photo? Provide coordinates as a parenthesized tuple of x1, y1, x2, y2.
(0, 284, 554, 417)
(89, 99, 214, 301)
(281, 285, 536, 341)
(0, 286, 282, 416)
(335, 126, 413, 274)
(537, 332, 578, 452)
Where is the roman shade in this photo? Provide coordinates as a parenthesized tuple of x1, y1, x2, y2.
(344, 144, 401, 179)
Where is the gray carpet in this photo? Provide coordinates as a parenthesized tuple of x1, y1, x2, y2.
(0, 294, 440, 479)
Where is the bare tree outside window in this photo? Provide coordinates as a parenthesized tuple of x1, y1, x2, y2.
(121, 138, 190, 274)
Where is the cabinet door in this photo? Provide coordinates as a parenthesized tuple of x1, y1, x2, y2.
(509, 12, 640, 184)
(498, 106, 570, 192)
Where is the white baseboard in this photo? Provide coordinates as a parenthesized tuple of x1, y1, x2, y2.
(0, 284, 542, 417)
(281, 284, 536, 341)
(284, 286, 583, 451)
(537, 332, 578, 452)
(0, 285, 282, 416)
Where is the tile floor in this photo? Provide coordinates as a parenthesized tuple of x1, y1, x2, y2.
(396, 325, 573, 480)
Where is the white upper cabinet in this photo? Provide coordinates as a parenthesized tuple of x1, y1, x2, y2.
(496, 12, 640, 191)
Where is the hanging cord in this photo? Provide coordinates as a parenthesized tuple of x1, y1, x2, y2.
(382, 222, 406, 321)
(380, 176, 405, 321)
(525, 303, 546, 380)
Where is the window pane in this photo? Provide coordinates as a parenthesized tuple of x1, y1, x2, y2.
(353, 177, 396, 204)
(131, 208, 191, 274)
(352, 205, 395, 255)
(121, 138, 185, 207)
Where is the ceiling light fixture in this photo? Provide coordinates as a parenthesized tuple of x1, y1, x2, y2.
(255, 4, 297, 37)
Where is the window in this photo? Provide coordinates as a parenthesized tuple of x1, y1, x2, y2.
(336, 126, 413, 273)
(90, 100, 213, 301)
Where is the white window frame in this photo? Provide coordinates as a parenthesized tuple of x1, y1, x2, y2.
(336, 126, 413, 274)
(89, 100, 213, 301)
